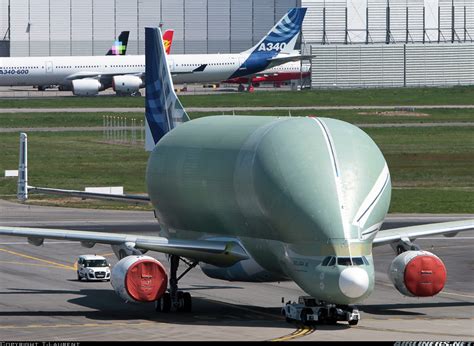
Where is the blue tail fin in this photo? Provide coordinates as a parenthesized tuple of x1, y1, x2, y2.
(145, 27, 189, 151)
(231, 8, 306, 78)
(106, 31, 129, 55)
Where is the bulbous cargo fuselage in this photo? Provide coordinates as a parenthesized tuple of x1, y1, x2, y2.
(146, 116, 391, 304)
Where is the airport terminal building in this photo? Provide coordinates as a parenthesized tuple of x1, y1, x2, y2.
(0, 0, 473, 88)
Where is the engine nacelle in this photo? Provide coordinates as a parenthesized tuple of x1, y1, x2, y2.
(388, 250, 447, 297)
(200, 257, 285, 282)
(71, 79, 102, 96)
(111, 255, 167, 303)
(112, 75, 143, 94)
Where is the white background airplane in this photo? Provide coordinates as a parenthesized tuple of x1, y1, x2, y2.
(0, 8, 307, 96)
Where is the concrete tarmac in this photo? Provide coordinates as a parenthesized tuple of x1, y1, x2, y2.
(0, 200, 473, 341)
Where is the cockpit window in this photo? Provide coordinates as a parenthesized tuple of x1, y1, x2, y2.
(327, 256, 336, 266)
(321, 256, 332, 266)
(337, 257, 352, 266)
(322, 256, 368, 266)
(337, 257, 365, 266)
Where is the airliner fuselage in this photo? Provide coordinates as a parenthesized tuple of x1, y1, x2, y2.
(0, 53, 252, 87)
(146, 115, 391, 304)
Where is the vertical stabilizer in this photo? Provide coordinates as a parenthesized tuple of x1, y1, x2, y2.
(144, 27, 189, 151)
(17, 132, 28, 202)
(244, 8, 306, 56)
(230, 8, 307, 79)
(106, 31, 130, 55)
(162, 29, 174, 55)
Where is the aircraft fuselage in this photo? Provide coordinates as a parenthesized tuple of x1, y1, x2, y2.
(0, 53, 254, 87)
(146, 115, 391, 304)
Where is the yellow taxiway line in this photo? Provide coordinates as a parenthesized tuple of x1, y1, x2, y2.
(270, 325, 316, 342)
(0, 248, 75, 270)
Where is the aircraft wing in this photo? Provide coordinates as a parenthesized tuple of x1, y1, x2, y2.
(65, 71, 103, 80)
(266, 54, 315, 68)
(373, 219, 474, 247)
(171, 64, 208, 76)
(0, 226, 249, 267)
(65, 71, 144, 83)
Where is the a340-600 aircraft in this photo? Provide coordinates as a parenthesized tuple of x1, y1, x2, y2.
(1, 27, 473, 326)
(0, 8, 307, 97)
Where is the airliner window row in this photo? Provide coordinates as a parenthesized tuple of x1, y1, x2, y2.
(1, 66, 39, 69)
(109, 65, 144, 68)
(178, 63, 235, 66)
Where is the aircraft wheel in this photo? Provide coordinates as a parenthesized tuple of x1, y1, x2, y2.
(156, 293, 171, 313)
(300, 308, 312, 325)
(182, 292, 192, 312)
(77, 272, 81, 281)
(237, 84, 245, 92)
(317, 308, 327, 324)
(349, 319, 359, 326)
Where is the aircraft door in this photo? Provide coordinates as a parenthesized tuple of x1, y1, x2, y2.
(45, 61, 53, 73)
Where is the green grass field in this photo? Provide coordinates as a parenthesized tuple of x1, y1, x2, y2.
(0, 126, 472, 213)
(1, 85, 474, 108)
(1, 108, 473, 129)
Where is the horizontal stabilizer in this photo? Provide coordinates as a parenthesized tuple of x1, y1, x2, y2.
(266, 54, 315, 68)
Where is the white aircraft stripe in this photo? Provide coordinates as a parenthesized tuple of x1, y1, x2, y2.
(311, 118, 353, 257)
(353, 164, 390, 230)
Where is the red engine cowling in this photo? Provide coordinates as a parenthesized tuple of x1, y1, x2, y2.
(111, 255, 167, 303)
(388, 250, 447, 297)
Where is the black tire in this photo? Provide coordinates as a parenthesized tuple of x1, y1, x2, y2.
(349, 319, 359, 326)
(327, 307, 338, 325)
(300, 308, 312, 325)
(317, 308, 327, 324)
(156, 293, 171, 313)
(77, 272, 81, 281)
(182, 292, 192, 313)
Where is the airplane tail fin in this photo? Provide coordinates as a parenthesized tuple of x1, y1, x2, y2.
(144, 27, 189, 151)
(162, 29, 174, 55)
(106, 31, 130, 55)
(244, 8, 306, 57)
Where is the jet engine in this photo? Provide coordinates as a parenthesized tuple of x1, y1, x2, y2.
(71, 79, 102, 96)
(388, 250, 447, 297)
(111, 255, 168, 303)
(112, 75, 143, 95)
(200, 257, 286, 282)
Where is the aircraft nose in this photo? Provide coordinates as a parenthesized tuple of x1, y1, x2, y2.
(338, 267, 369, 299)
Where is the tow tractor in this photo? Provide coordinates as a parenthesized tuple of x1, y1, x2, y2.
(281, 296, 360, 326)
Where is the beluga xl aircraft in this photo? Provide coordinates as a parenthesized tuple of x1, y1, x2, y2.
(1, 27, 472, 326)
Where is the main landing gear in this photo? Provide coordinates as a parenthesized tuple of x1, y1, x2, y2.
(155, 255, 198, 313)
